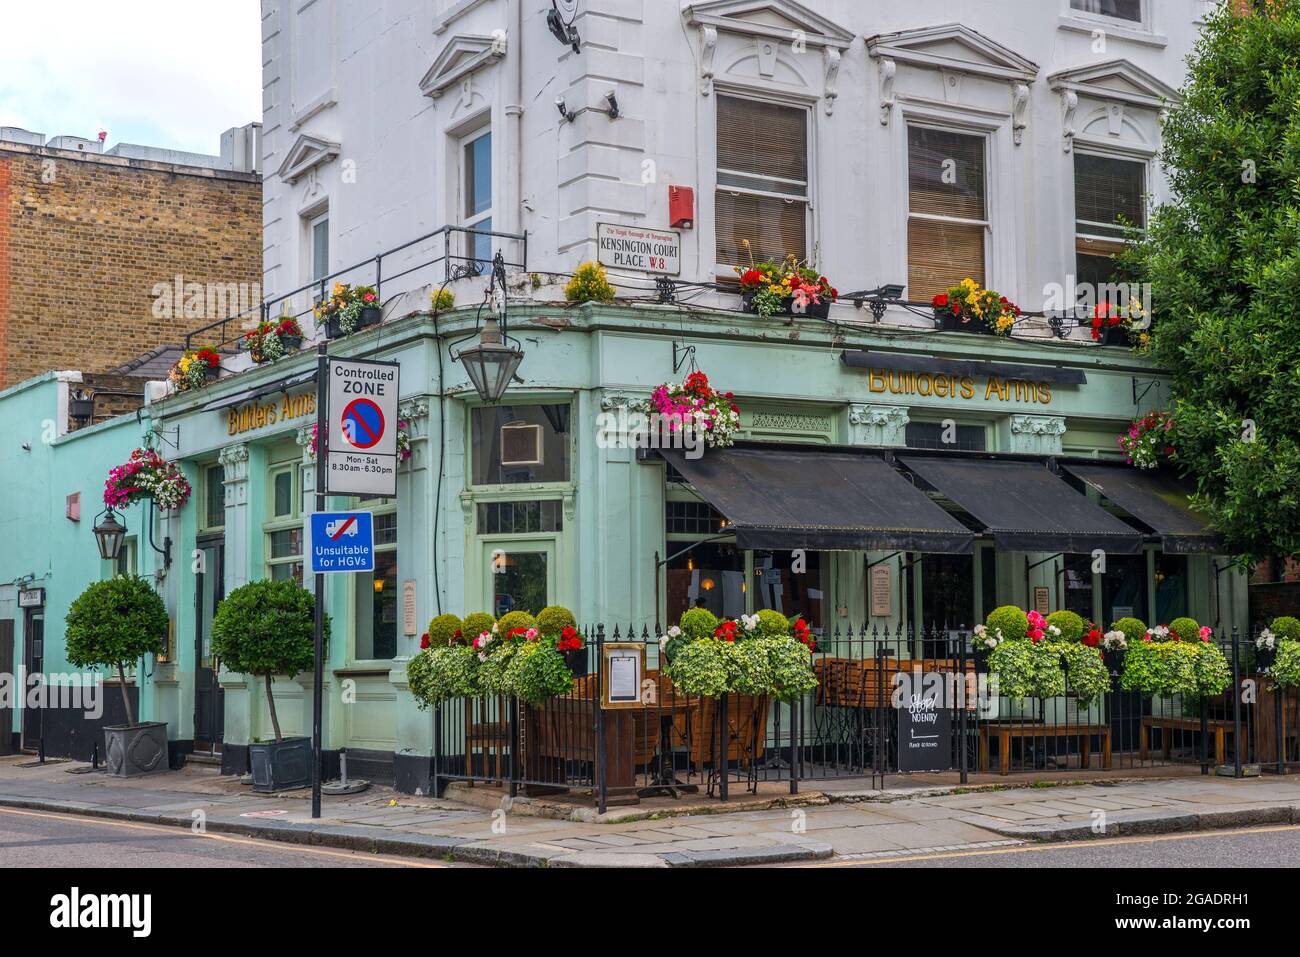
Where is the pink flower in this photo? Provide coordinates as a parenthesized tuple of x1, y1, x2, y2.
(1200, 626, 1212, 642)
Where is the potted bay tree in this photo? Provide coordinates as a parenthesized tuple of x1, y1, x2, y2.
(211, 578, 328, 792)
(65, 574, 170, 777)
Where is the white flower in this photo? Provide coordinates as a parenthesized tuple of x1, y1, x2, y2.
(973, 624, 986, 636)
(666, 626, 682, 638)
(1147, 625, 1170, 640)
(1047, 625, 1061, 637)
(1257, 629, 1276, 650)
(659, 636, 669, 652)
(740, 613, 760, 632)
(1103, 630, 1128, 651)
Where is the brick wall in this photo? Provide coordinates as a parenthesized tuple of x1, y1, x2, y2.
(0, 145, 261, 391)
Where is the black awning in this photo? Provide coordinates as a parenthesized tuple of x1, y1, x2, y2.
(898, 456, 1143, 554)
(660, 446, 974, 554)
(1063, 464, 1219, 554)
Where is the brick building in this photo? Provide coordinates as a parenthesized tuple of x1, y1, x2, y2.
(0, 125, 263, 406)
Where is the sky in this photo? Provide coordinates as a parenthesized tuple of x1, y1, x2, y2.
(0, 1, 262, 156)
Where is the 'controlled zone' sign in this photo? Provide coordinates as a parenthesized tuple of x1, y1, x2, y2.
(326, 357, 400, 497)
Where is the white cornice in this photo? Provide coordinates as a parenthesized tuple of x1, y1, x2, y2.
(276, 133, 341, 184)
(1048, 59, 1181, 110)
(683, 0, 854, 50)
(419, 33, 506, 99)
(866, 23, 1039, 83)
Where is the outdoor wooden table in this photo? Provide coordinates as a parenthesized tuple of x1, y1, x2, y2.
(979, 720, 1112, 775)
(1140, 715, 1235, 767)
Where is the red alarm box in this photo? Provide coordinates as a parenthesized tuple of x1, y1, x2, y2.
(669, 185, 694, 229)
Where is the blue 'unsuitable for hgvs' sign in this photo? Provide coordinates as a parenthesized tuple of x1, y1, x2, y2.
(308, 512, 375, 574)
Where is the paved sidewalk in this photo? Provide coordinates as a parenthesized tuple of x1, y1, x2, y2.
(2, 755, 1299, 867)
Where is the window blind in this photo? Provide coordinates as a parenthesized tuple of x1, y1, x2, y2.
(907, 126, 987, 299)
(715, 95, 809, 267)
(1070, 0, 1142, 22)
(1075, 153, 1145, 239)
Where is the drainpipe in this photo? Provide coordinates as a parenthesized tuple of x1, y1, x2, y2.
(503, 0, 524, 246)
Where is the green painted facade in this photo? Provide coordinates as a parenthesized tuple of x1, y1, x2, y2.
(0, 305, 1250, 784)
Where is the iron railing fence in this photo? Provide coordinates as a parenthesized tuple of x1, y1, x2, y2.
(184, 224, 528, 353)
(429, 623, 1297, 808)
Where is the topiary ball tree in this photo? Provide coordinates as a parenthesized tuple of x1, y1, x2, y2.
(986, 605, 1029, 642)
(535, 605, 577, 637)
(1168, 616, 1201, 643)
(756, 609, 792, 639)
(1112, 617, 1148, 645)
(1270, 616, 1300, 642)
(461, 612, 496, 642)
(427, 613, 463, 646)
(496, 610, 537, 637)
(1045, 610, 1085, 643)
(65, 575, 168, 727)
(211, 579, 327, 742)
(679, 607, 719, 641)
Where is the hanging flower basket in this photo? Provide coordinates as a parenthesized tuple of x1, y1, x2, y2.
(1117, 410, 1175, 470)
(641, 371, 742, 449)
(104, 449, 192, 511)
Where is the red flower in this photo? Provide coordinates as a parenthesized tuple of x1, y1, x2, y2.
(714, 621, 738, 643)
(419, 633, 430, 650)
(932, 294, 950, 308)
(508, 627, 528, 639)
(1083, 629, 1101, 648)
(739, 269, 764, 288)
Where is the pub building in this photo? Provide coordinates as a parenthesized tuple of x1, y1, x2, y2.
(0, 292, 1244, 789)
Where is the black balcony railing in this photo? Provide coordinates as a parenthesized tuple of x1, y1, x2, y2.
(184, 224, 528, 352)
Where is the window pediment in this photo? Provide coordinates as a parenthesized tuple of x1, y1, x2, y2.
(276, 134, 341, 184)
(684, 0, 854, 49)
(419, 33, 506, 100)
(866, 23, 1039, 84)
(1048, 59, 1179, 110)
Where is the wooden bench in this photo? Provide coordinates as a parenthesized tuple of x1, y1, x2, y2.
(979, 721, 1112, 775)
(1140, 716, 1236, 767)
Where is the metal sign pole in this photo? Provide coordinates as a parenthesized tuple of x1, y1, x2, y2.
(312, 344, 328, 819)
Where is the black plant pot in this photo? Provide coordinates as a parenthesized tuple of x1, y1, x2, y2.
(325, 316, 346, 340)
(972, 649, 990, 675)
(104, 722, 169, 777)
(563, 647, 589, 678)
(1255, 645, 1276, 672)
(356, 306, 382, 329)
(249, 736, 312, 793)
(279, 334, 303, 353)
(1082, 321, 1125, 346)
(203, 363, 220, 380)
(69, 398, 95, 421)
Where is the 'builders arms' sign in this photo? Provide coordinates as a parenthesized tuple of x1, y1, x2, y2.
(863, 369, 1053, 405)
(227, 391, 316, 436)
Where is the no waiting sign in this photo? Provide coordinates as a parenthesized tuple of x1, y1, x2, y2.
(326, 357, 400, 497)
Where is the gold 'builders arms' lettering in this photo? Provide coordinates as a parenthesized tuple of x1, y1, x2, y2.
(227, 392, 316, 436)
(866, 369, 1052, 405)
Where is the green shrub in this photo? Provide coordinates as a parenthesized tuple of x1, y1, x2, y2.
(1112, 617, 1148, 645)
(988, 639, 1065, 699)
(461, 612, 496, 641)
(65, 574, 168, 727)
(1192, 642, 1232, 697)
(727, 640, 775, 695)
(1273, 641, 1300, 688)
(756, 609, 792, 639)
(427, 613, 463, 646)
(496, 610, 537, 637)
(1168, 616, 1201, 643)
(1270, 616, 1300, 642)
(564, 262, 616, 304)
(1060, 642, 1111, 707)
(1120, 639, 1199, 696)
(1045, 610, 1085, 643)
(476, 642, 519, 696)
(679, 607, 719, 641)
(535, 605, 577, 636)
(767, 637, 818, 702)
(211, 579, 327, 741)
(407, 645, 479, 708)
(665, 640, 730, 697)
(504, 643, 576, 703)
(985, 605, 1029, 643)
(431, 288, 455, 311)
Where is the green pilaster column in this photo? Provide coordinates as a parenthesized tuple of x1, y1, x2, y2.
(216, 442, 253, 749)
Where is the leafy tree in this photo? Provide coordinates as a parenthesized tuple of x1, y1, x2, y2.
(211, 579, 327, 741)
(1123, 2, 1300, 566)
(65, 575, 168, 727)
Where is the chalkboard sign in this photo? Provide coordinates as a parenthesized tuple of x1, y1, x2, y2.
(897, 688, 953, 772)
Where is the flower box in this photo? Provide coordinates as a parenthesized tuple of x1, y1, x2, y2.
(735, 257, 838, 321)
(932, 280, 1020, 336)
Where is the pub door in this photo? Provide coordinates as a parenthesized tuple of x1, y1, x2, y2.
(194, 539, 225, 753)
(20, 610, 44, 751)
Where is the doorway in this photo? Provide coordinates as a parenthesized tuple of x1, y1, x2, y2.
(20, 609, 44, 751)
(194, 538, 225, 753)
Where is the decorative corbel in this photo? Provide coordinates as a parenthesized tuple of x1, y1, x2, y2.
(700, 25, 718, 96)
(1106, 100, 1125, 137)
(1060, 89, 1078, 153)
(823, 47, 842, 116)
(878, 58, 896, 126)
(1012, 82, 1030, 146)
